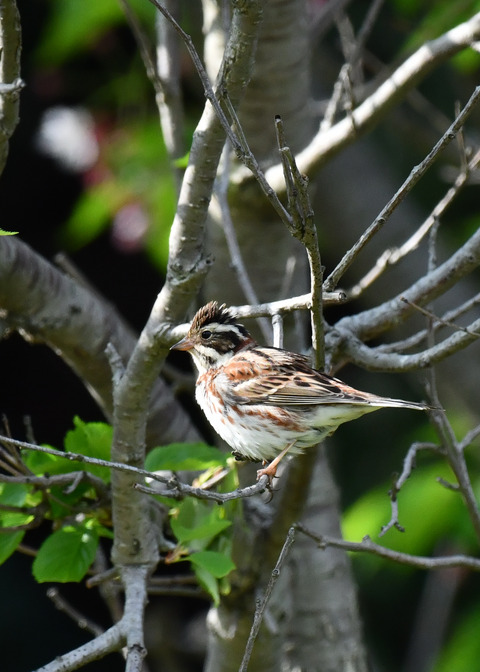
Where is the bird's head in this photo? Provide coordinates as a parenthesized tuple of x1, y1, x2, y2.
(170, 301, 255, 373)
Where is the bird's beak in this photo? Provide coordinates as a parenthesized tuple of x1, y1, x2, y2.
(170, 335, 195, 352)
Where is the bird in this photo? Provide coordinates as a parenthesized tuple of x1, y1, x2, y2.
(171, 301, 429, 481)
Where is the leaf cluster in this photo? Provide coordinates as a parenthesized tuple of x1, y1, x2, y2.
(0, 420, 238, 604)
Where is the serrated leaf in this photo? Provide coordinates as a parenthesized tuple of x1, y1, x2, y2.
(0, 228, 18, 235)
(0, 530, 25, 565)
(145, 443, 228, 472)
(33, 524, 98, 583)
(189, 551, 235, 578)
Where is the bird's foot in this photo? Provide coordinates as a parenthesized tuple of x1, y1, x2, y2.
(256, 441, 297, 486)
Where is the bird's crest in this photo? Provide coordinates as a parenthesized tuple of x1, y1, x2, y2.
(191, 301, 236, 331)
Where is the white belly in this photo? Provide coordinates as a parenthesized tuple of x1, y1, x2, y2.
(195, 382, 327, 462)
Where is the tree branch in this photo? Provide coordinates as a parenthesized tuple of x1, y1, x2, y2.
(146, 0, 262, 324)
(274, 115, 325, 368)
(296, 525, 480, 571)
(345, 145, 480, 300)
(0, 0, 23, 177)
(329, 222, 480, 352)
(34, 622, 125, 672)
(0, 433, 270, 503)
(263, 13, 480, 193)
(339, 317, 480, 371)
(0, 236, 199, 447)
(380, 442, 443, 536)
(239, 526, 296, 672)
(324, 85, 480, 291)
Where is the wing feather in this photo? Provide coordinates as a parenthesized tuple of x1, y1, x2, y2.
(215, 346, 426, 411)
(218, 347, 376, 407)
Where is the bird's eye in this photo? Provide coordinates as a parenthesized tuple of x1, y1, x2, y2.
(201, 329, 212, 340)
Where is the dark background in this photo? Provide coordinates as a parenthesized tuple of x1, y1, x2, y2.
(2, 2, 480, 671)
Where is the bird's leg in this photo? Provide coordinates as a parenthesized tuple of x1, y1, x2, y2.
(257, 441, 297, 483)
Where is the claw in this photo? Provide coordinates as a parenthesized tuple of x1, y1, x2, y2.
(255, 440, 297, 487)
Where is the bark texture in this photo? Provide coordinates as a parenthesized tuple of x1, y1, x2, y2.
(202, 2, 369, 670)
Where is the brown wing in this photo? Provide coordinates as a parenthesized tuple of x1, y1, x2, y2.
(219, 346, 376, 407)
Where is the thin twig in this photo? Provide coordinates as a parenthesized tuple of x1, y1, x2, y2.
(321, 63, 351, 131)
(86, 567, 120, 589)
(119, 0, 161, 95)
(379, 442, 443, 537)
(239, 526, 296, 672)
(400, 297, 480, 338)
(47, 587, 105, 638)
(154, 0, 186, 189)
(0, 470, 110, 499)
(167, 291, 346, 344)
(215, 143, 272, 342)
(0, 434, 270, 503)
(353, 0, 385, 63)
(134, 474, 270, 503)
(324, 86, 480, 291)
(220, 89, 293, 229)
(375, 293, 480, 354)
(458, 423, 480, 452)
(271, 313, 284, 349)
(340, 316, 480, 371)
(428, 406, 480, 544)
(274, 115, 325, 368)
(296, 525, 480, 571)
(148, 0, 296, 232)
(346, 146, 480, 300)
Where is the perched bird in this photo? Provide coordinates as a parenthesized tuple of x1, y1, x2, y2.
(171, 301, 428, 480)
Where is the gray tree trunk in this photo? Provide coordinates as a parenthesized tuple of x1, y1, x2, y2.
(202, 1, 369, 670)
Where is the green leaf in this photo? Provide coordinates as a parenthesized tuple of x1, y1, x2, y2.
(0, 482, 28, 508)
(170, 498, 232, 550)
(0, 530, 25, 565)
(64, 417, 112, 482)
(193, 563, 220, 605)
(171, 509, 231, 544)
(24, 419, 112, 483)
(60, 182, 121, 250)
(0, 483, 34, 529)
(189, 551, 235, 579)
(95, 524, 114, 540)
(47, 483, 92, 521)
(24, 447, 77, 476)
(0, 228, 18, 235)
(33, 523, 99, 583)
(145, 443, 228, 472)
(37, 0, 154, 64)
